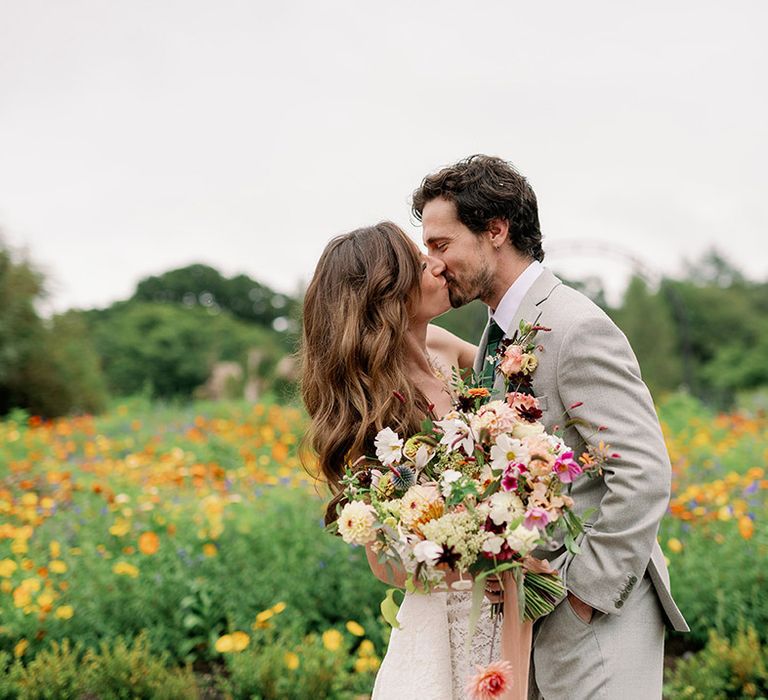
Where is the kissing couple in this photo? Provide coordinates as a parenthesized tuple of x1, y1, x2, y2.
(300, 155, 688, 700)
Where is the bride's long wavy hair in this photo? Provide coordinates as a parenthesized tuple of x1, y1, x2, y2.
(300, 221, 431, 524)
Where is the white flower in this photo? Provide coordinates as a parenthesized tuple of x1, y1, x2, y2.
(470, 400, 518, 439)
(435, 417, 475, 455)
(413, 540, 443, 566)
(511, 421, 546, 439)
(337, 501, 377, 545)
(481, 534, 505, 555)
(413, 443, 433, 471)
(505, 524, 541, 556)
(375, 427, 403, 466)
(488, 491, 525, 526)
(439, 469, 463, 497)
(490, 434, 530, 472)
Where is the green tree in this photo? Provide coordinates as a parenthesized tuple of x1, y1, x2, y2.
(0, 244, 108, 416)
(132, 264, 297, 335)
(88, 302, 283, 399)
(610, 276, 683, 400)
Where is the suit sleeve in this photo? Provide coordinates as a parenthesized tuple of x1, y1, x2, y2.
(556, 313, 671, 615)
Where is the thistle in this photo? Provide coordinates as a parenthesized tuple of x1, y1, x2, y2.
(390, 465, 415, 491)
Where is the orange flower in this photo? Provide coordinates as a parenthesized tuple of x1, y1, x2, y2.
(138, 531, 160, 555)
(466, 661, 514, 700)
(738, 516, 754, 540)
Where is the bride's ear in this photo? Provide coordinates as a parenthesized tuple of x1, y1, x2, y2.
(486, 218, 509, 250)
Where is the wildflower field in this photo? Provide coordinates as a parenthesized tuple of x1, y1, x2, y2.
(0, 394, 766, 698)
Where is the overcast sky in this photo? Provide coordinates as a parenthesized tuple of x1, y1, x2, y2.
(1, 0, 766, 314)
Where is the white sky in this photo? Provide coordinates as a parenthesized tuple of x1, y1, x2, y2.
(1, 0, 766, 313)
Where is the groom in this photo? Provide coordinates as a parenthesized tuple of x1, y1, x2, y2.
(413, 155, 688, 699)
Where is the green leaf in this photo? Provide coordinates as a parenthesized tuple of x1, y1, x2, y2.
(380, 588, 403, 629)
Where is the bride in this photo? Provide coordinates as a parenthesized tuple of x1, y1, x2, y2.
(300, 221, 506, 699)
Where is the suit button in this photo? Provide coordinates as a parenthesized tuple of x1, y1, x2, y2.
(615, 600, 624, 609)
(620, 591, 629, 601)
(629, 575, 638, 584)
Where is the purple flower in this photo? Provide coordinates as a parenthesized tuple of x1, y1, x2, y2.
(553, 451, 583, 484)
(524, 507, 550, 530)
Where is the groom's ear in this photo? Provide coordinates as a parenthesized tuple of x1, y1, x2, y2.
(486, 218, 510, 249)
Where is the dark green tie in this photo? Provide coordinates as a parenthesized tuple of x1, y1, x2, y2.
(480, 320, 506, 389)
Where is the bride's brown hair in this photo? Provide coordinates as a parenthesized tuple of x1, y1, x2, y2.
(300, 221, 431, 524)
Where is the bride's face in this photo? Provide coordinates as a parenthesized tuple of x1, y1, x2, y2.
(412, 253, 451, 323)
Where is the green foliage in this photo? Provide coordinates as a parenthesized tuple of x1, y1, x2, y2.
(432, 300, 488, 343)
(664, 627, 768, 699)
(218, 630, 352, 700)
(79, 631, 198, 699)
(0, 635, 198, 700)
(610, 276, 683, 400)
(133, 263, 298, 333)
(12, 639, 84, 700)
(0, 246, 108, 417)
(86, 302, 283, 399)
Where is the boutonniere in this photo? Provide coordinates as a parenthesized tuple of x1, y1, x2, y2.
(496, 318, 550, 396)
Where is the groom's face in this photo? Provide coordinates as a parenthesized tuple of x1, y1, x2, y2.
(421, 197, 495, 308)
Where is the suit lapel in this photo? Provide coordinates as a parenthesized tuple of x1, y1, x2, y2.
(492, 268, 562, 396)
(506, 268, 562, 337)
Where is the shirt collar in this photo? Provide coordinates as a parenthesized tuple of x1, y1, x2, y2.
(490, 260, 544, 334)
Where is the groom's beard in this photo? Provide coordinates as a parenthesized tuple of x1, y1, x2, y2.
(447, 268, 495, 308)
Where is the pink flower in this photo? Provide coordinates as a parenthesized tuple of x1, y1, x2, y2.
(553, 450, 583, 484)
(498, 345, 524, 376)
(501, 462, 526, 492)
(466, 660, 514, 700)
(524, 507, 550, 530)
(506, 392, 542, 422)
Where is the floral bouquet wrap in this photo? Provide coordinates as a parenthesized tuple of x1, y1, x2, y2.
(329, 321, 614, 688)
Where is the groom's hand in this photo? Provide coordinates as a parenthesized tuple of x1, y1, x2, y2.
(567, 592, 594, 623)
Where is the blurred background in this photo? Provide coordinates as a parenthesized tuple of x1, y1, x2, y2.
(0, 1, 766, 698)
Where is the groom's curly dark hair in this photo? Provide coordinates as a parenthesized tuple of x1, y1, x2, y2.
(411, 154, 544, 262)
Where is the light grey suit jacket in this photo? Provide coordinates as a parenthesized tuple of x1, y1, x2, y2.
(474, 268, 688, 631)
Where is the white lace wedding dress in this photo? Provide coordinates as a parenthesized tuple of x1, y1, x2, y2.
(371, 588, 501, 700)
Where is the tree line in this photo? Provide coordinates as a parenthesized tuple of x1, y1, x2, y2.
(1, 243, 765, 418)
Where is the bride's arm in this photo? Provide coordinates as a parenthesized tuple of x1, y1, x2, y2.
(426, 324, 477, 371)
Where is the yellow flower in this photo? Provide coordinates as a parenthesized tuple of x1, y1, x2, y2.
(202, 543, 217, 557)
(14, 639, 28, 658)
(322, 629, 343, 652)
(346, 620, 365, 637)
(0, 559, 18, 577)
(215, 632, 249, 653)
(112, 562, 139, 578)
(354, 655, 381, 673)
(49, 541, 61, 558)
(55, 605, 74, 620)
(49, 560, 67, 574)
(284, 651, 300, 670)
(358, 639, 375, 657)
(109, 520, 131, 537)
(667, 538, 683, 554)
(271, 601, 287, 614)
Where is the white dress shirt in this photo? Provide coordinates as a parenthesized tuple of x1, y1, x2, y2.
(490, 260, 544, 334)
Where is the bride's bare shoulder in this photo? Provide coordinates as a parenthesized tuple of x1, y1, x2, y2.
(426, 324, 477, 371)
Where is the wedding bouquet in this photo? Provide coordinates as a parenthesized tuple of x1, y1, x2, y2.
(330, 321, 614, 629)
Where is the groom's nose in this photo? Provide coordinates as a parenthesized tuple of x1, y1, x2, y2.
(426, 255, 446, 276)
